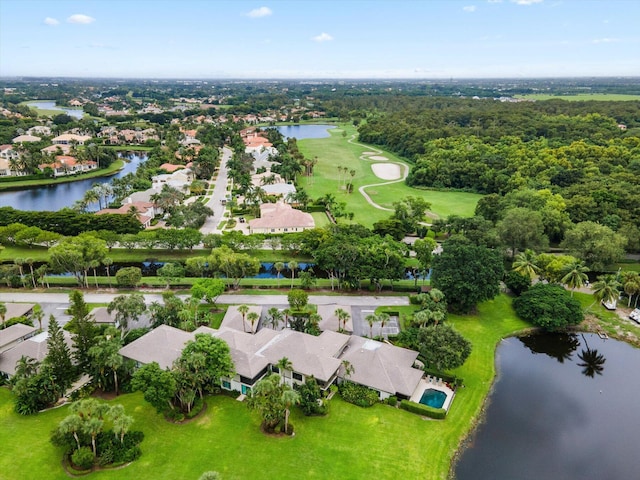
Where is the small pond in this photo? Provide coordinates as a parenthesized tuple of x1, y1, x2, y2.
(26, 101, 84, 119)
(276, 124, 336, 140)
(454, 333, 640, 480)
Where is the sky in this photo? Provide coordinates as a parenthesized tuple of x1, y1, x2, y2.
(1, 0, 639, 79)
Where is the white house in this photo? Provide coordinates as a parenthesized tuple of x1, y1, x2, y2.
(248, 202, 315, 234)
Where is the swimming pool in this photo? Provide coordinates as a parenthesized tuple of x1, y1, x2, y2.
(419, 388, 447, 409)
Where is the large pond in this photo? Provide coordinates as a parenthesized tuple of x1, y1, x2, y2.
(276, 124, 336, 140)
(26, 101, 84, 119)
(454, 333, 640, 479)
(0, 153, 145, 211)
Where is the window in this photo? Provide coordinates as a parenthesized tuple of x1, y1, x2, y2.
(222, 380, 231, 390)
(293, 372, 303, 382)
(271, 366, 280, 373)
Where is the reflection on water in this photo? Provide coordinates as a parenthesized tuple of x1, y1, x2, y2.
(455, 334, 640, 480)
(0, 153, 145, 211)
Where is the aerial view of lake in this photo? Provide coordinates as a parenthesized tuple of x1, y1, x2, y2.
(454, 333, 640, 480)
(26, 101, 85, 119)
(0, 153, 145, 211)
(276, 124, 336, 140)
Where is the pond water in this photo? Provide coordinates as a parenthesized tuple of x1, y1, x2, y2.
(0, 153, 145, 211)
(454, 333, 640, 480)
(276, 124, 336, 140)
(26, 101, 84, 119)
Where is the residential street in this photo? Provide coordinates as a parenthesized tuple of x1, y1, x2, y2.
(200, 146, 232, 234)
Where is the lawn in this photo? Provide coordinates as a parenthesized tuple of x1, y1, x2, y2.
(515, 93, 640, 101)
(297, 124, 482, 228)
(0, 294, 531, 480)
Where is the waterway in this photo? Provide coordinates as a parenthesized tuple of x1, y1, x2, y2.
(454, 333, 640, 479)
(276, 124, 336, 140)
(0, 153, 145, 211)
(26, 101, 84, 119)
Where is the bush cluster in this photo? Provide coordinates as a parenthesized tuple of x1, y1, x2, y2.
(338, 381, 379, 408)
(399, 400, 447, 419)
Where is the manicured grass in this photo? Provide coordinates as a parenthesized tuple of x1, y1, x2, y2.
(0, 294, 531, 480)
(515, 93, 640, 101)
(297, 124, 482, 227)
(0, 160, 125, 191)
(310, 211, 331, 227)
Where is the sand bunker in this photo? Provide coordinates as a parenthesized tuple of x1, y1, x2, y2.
(369, 155, 389, 161)
(362, 151, 378, 155)
(371, 163, 402, 180)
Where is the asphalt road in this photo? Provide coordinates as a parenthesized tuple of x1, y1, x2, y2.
(200, 146, 232, 234)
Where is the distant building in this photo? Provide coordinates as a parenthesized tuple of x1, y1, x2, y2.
(248, 202, 315, 234)
(38, 155, 97, 177)
(51, 133, 92, 146)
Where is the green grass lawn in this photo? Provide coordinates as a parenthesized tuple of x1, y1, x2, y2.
(297, 124, 482, 228)
(515, 93, 640, 101)
(310, 211, 331, 228)
(0, 294, 531, 480)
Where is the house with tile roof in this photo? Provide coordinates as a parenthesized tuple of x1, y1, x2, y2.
(248, 202, 315, 234)
(12, 134, 41, 143)
(38, 155, 97, 177)
(51, 133, 92, 145)
(96, 200, 157, 228)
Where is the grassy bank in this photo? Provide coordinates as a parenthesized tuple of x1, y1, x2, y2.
(0, 159, 125, 191)
(0, 294, 530, 480)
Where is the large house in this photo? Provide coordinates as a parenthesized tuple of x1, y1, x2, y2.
(0, 145, 19, 176)
(96, 200, 157, 228)
(0, 330, 73, 379)
(151, 168, 194, 192)
(51, 133, 92, 146)
(38, 155, 97, 177)
(248, 202, 315, 234)
(119, 311, 425, 401)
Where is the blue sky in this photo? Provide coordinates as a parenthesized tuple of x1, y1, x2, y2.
(1, 0, 638, 78)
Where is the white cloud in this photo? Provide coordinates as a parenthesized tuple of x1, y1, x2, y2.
(312, 32, 333, 42)
(246, 6, 272, 18)
(44, 17, 59, 26)
(511, 0, 544, 4)
(67, 14, 95, 24)
(463, 5, 477, 12)
(592, 38, 620, 44)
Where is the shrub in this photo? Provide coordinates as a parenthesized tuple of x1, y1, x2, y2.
(71, 446, 94, 470)
(399, 400, 446, 419)
(116, 267, 142, 288)
(513, 283, 583, 331)
(338, 381, 379, 408)
(504, 271, 531, 296)
(387, 396, 398, 407)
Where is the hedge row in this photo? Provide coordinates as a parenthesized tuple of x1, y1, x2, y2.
(399, 400, 447, 419)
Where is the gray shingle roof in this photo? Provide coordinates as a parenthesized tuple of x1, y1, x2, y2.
(119, 325, 192, 370)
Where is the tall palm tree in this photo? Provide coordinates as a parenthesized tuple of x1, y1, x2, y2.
(25, 258, 36, 288)
(30, 304, 45, 331)
(378, 312, 390, 338)
(103, 258, 113, 287)
(561, 261, 590, 296)
(267, 307, 283, 330)
(276, 357, 293, 385)
(621, 271, 640, 307)
(365, 313, 377, 339)
(591, 274, 621, 308)
(288, 260, 298, 289)
(281, 388, 300, 435)
(247, 311, 260, 334)
(237, 304, 249, 333)
(334, 308, 349, 332)
(274, 262, 285, 288)
(512, 250, 540, 280)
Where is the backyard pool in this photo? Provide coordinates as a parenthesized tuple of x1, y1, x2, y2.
(418, 388, 447, 409)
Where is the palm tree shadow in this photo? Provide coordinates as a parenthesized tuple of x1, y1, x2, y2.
(577, 334, 606, 378)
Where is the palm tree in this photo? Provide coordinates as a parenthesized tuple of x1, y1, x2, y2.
(106, 351, 123, 395)
(341, 360, 354, 379)
(14, 355, 38, 378)
(25, 258, 36, 288)
(276, 357, 293, 385)
(334, 308, 350, 333)
(288, 260, 298, 288)
(591, 274, 621, 308)
(30, 304, 45, 331)
(512, 250, 540, 280)
(274, 262, 285, 288)
(365, 313, 377, 339)
(247, 311, 260, 334)
(561, 261, 590, 296)
(622, 271, 640, 307)
(0, 302, 6, 328)
(58, 415, 83, 451)
(267, 307, 283, 330)
(281, 388, 300, 435)
(378, 312, 390, 339)
(237, 305, 249, 333)
(111, 405, 133, 443)
(103, 258, 113, 287)
(14, 258, 25, 287)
